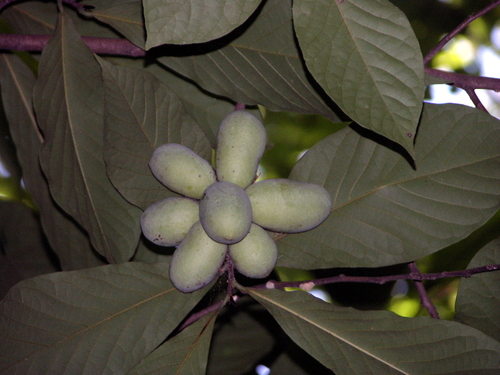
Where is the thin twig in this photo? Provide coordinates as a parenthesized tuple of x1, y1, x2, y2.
(258, 263, 500, 290)
(0, 34, 145, 56)
(463, 86, 488, 112)
(408, 262, 440, 319)
(424, 0, 500, 65)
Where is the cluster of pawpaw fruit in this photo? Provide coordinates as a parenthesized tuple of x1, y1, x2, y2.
(141, 110, 332, 292)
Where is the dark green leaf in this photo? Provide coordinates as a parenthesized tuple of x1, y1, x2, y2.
(251, 289, 500, 374)
(158, 0, 340, 121)
(0, 53, 105, 270)
(455, 238, 500, 342)
(278, 103, 500, 269)
(99, 57, 212, 210)
(143, 0, 262, 47)
(0, 262, 207, 374)
(84, 0, 146, 48)
(129, 307, 219, 374)
(0, 201, 58, 298)
(293, 0, 424, 152)
(32, 11, 142, 263)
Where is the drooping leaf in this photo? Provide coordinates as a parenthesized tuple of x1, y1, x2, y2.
(278, 103, 500, 269)
(84, 0, 146, 48)
(0, 53, 105, 270)
(250, 289, 500, 374)
(207, 300, 276, 374)
(143, 0, 262, 47)
(0, 201, 58, 298)
(293, 0, 424, 152)
(158, 0, 339, 121)
(455, 238, 500, 343)
(32, 11, 142, 263)
(129, 306, 219, 374)
(98, 57, 212, 210)
(0, 262, 208, 374)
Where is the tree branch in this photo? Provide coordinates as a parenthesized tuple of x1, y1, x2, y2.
(408, 262, 440, 319)
(424, 0, 500, 65)
(258, 263, 500, 290)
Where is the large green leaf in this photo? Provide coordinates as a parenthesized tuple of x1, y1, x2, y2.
(0, 53, 105, 270)
(455, 238, 500, 342)
(143, 0, 262, 48)
(84, 0, 146, 48)
(0, 262, 207, 374)
(293, 0, 424, 152)
(32, 11, 142, 263)
(129, 307, 218, 374)
(158, 0, 339, 121)
(278, 103, 500, 269)
(251, 289, 500, 374)
(99, 57, 212, 210)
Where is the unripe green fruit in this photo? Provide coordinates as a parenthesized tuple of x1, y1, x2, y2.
(246, 179, 332, 233)
(216, 110, 266, 188)
(141, 197, 199, 247)
(199, 181, 253, 244)
(229, 224, 277, 279)
(169, 221, 228, 293)
(149, 143, 216, 199)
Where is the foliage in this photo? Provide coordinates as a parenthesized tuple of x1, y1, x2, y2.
(0, 0, 500, 374)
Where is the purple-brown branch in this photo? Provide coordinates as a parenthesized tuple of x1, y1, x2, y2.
(408, 262, 440, 319)
(257, 263, 500, 290)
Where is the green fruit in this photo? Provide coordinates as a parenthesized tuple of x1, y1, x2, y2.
(216, 110, 266, 188)
(149, 143, 216, 199)
(169, 221, 228, 293)
(199, 181, 253, 244)
(229, 224, 277, 279)
(141, 197, 199, 247)
(246, 179, 332, 233)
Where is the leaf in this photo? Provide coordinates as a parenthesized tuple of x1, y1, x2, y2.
(158, 0, 340, 121)
(293, 0, 424, 152)
(278, 103, 500, 269)
(143, 0, 262, 47)
(207, 300, 276, 374)
(0, 53, 105, 271)
(0, 262, 208, 374)
(32, 11, 142, 263)
(84, 0, 146, 48)
(0, 201, 58, 298)
(455, 238, 500, 343)
(129, 307, 219, 374)
(250, 289, 500, 374)
(98, 57, 212, 210)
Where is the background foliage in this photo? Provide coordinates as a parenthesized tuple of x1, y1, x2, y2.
(0, 0, 500, 374)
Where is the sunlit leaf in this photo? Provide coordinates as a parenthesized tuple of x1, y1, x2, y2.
(129, 307, 219, 374)
(84, 0, 146, 48)
(278, 103, 500, 269)
(143, 0, 262, 47)
(0, 262, 207, 373)
(99, 57, 212, 210)
(251, 289, 500, 374)
(455, 238, 500, 343)
(0, 53, 105, 270)
(32, 11, 142, 263)
(158, 0, 339, 121)
(293, 0, 424, 152)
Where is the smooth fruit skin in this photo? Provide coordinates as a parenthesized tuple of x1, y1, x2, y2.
(245, 179, 332, 233)
(229, 224, 277, 278)
(141, 197, 199, 247)
(199, 181, 253, 244)
(216, 110, 266, 189)
(169, 221, 228, 293)
(149, 143, 216, 199)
